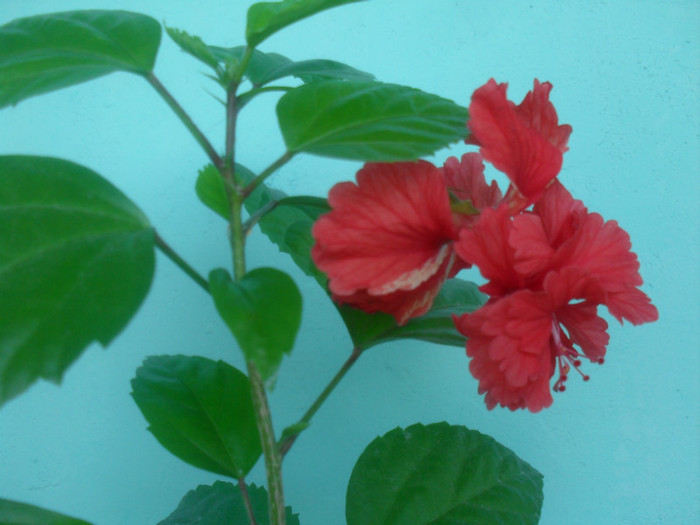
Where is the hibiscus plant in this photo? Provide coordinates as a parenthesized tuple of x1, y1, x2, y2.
(0, 2, 657, 525)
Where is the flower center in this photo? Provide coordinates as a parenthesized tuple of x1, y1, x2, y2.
(550, 318, 601, 393)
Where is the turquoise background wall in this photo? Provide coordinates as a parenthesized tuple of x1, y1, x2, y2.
(1, 1, 698, 524)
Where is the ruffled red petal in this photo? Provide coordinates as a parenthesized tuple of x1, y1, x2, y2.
(311, 161, 457, 324)
(467, 79, 570, 204)
(532, 180, 587, 248)
(454, 206, 523, 297)
(605, 287, 659, 325)
(556, 303, 609, 362)
(455, 291, 554, 412)
(513, 79, 572, 154)
(510, 213, 555, 277)
(555, 212, 658, 324)
(440, 153, 503, 210)
(333, 250, 456, 325)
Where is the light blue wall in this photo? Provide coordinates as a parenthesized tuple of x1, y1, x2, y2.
(1, 1, 698, 524)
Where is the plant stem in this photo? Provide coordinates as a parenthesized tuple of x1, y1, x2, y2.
(146, 73, 223, 172)
(232, 46, 255, 87)
(242, 151, 294, 198)
(230, 194, 247, 280)
(248, 361, 286, 525)
(154, 231, 209, 293)
(279, 346, 364, 457)
(238, 477, 258, 525)
(231, 189, 284, 525)
(225, 46, 254, 167)
(224, 55, 285, 525)
(225, 88, 239, 167)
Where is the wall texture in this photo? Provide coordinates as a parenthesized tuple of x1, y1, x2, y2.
(1, 1, 698, 524)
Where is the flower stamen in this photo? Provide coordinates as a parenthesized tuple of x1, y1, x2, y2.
(551, 319, 590, 393)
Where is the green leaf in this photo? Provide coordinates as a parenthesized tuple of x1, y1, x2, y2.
(195, 164, 230, 220)
(0, 10, 161, 108)
(209, 268, 302, 383)
(277, 80, 469, 161)
(158, 481, 300, 525)
(211, 46, 372, 89)
(131, 355, 261, 478)
(254, 58, 374, 86)
(346, 422, 544, 525)
(210, 47, 294, 86)
(0, 155, 155, 406)
(0, 499, 93, 525)
(165, 25, 220, 70)
(255, 196, 331, 280)
(246, 0, 365, 47)
(340, 279, 486, 350)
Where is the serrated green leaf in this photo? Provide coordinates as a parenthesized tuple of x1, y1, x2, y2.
(211, 46, 372, 87)
(209, 46, 293, 87)
(209, 267, 302, 383)
(131, 355, 261, 478)
(277, 80, 469, 161)
(0, 10, 161, 108)
(157, 481, 300, 525)
(246, 0, 365, 47)
(0, 499, 93, 525)
(0, 156, 155, 406)
(346, 422, 544, 525)
(165, 25, 219, 70)
(254, 58, 374, 85)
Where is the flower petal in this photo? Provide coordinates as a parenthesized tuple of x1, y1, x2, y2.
(312, 161, 457, 318)
(533, 180, 587, 248)
(556, 303, 609, 362)
(543, 266, 607, 308)
(514, 79, 573, 154)
(510, 213, 555, 276)
(455, 206, 523, 296)
(554, 212, 658, 324)
(334, 249, 456, 325)
(606, 288, 659, 325)
(455, 291, 554, 412)
(559, 213, 641, 289)
(441, 153, 503, 210)
(467, 79, 569, 204)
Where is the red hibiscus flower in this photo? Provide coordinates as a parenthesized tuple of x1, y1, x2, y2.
(311, 158, 497, 325)
(454, 181, 658, 411)
(467, 79, 573, 209)
(456, 268, 610, 412)
(311, 77, 657, 413)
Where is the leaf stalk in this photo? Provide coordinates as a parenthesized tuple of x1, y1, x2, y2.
(146, 72, 223, 171)
(279, 346, 364, 457)
(154, 231, 209, 293)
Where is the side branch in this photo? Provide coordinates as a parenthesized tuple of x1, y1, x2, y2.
(146, 72, 223, 171)
(242, 151, 294, 199)
(279, 346, 364, 457)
